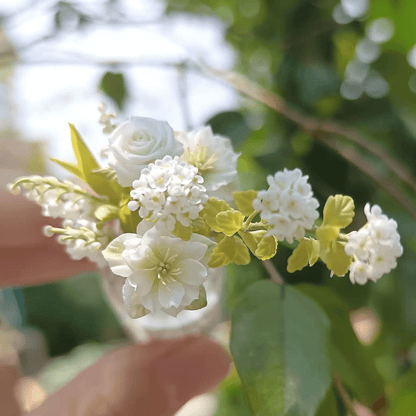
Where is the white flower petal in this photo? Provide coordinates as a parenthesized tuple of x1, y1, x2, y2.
(158, 280, 185, 309)
(176, 259, 208, 285)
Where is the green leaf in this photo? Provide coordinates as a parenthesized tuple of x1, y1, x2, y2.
(208, 236, 251, 268)
(50, 157, 83, 178)
(231, 281, 332, 416)
(202, 198, 233, 232)
(94, 204, 119, 222)
(296, 284, 385, 407)
(185, 285, 207, 310)
(287, 238, 320, 273)
(127, 303, 150, 319)
(172, 222, 193, 241)
(239, 230, 266, 255)
(91, 167, 126, 205)
(321, 195, 355, 229)
(118, 196, 141, 233)
(216, 209, 245, 236)
(239, 227, 278, 261)
(99, 71, 127, 110)
(315, 225, 339, 248)
(224, 260, 267, 314)
(255, 235, 277, 260)
(320, 241, 352, 277)
(68, 123, 115, 199)
(315, 387, 339, 416)
(387, 391, 416, 416)
(233, 190, 258, 216)
(207, 111, 250, 149)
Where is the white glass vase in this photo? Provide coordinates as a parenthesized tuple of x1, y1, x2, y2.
(99, 267, 224, 342)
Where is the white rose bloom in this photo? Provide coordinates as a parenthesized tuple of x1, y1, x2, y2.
(106, 117, 183, 187)
(176, 126, 240, 198)
(102, 222, 216, 318)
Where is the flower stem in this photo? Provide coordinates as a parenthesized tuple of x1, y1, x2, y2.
(262, 260, 285, 285)
(333, 372, 360, 416)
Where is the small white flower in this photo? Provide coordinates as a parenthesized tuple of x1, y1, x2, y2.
(345, 203, 403, 285)
(129, 156, 209, 232)
(106, 117, 183, 187)
(102, 222, 216, 317)
(253, 168, 319, 243)
(176, 126, 240, 198)
(98, 102, 117, 134)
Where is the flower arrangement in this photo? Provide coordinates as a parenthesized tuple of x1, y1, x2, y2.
(8, 105, 403, 323)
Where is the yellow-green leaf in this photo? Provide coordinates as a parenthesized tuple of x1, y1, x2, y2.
(91, 167, 126, 205)
(50, 157, 83, 179)
(233, 190, 258, 216)
(127, 304, 150, 319)
(172, 222, 193, 241)
(208, 236, 251, 268)
(118, 197, 141, 233)
(216, 209, 244, 236)
(94, 204, 119, 222)
(255, 235, 278, 260)
(287, 238, 320, 273)
(185, 286, 207, 311)
(320, 241, 352, 277)
(69, 123, 119, 199)
(69, 123, 100, 180)
(202, 198, 233, 232)
(316, 225, 339, 248)
(322, 195, 355, 229)
(239, 230, 266, 254)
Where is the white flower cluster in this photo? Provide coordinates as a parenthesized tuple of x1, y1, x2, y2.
(345, 203, 403, 285)
(103, 222, 215, 317)
(128, 156, 209, 232)
(253, 168, 319, 244)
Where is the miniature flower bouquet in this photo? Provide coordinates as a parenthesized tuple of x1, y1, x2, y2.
(8, 105, 403, 341)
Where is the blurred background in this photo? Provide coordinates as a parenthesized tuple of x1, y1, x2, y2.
(2, 0, 416, 414)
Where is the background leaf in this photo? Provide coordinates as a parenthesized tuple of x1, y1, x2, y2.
(99, 71, 127, 110)
(231, 281, 332, 416)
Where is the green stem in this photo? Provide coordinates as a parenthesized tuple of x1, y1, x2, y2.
(244, 223, 267, 232)
(242, 210, 260, 230)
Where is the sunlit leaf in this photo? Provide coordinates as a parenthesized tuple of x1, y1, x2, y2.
(287, 238, 320, 273)
(233, 190, 258, 216)
(216, 209, 245, 236)
(208, 236, 251, 268)
(321, 195, 355, 229)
